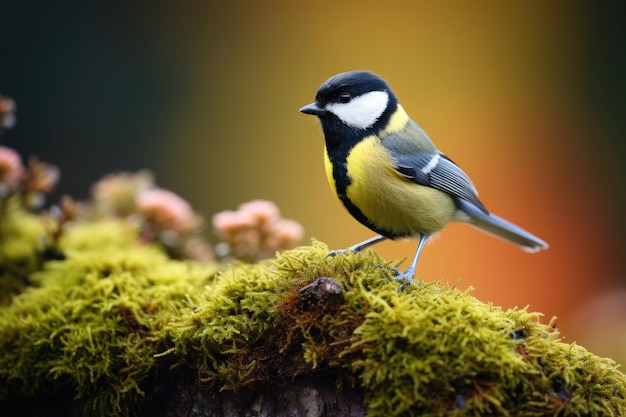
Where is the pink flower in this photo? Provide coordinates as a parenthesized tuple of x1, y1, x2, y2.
(263, 219, 305, 255)
(135, 188, 199, 233)
(212, 199, 304, 261)
(211, 209, 257, 240)
(237, 200, 280, 226)
(271, 218, 305, 247)
(91, 171, 154, 216)
(0, 146, 24, 190)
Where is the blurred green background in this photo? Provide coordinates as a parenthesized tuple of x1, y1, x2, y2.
(1, 1, 625, 364)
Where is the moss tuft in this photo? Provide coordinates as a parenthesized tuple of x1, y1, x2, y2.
(0, 217, 217, 415)
(0, 198, 48, 303)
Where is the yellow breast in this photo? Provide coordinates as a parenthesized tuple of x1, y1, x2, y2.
(343, 136, 456, 236)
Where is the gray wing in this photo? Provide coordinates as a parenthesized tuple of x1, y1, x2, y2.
(385, 143, 489, 214)
(380, 129, 548, 251)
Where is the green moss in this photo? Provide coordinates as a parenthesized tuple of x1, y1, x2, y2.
(1, 209, 625, 416)
(161, 244, 321, 390)
(164, 241, 626, 416)
(0, 217, 217, 415)
(0, 198, 48, 303)
(58, 219, 142, 254)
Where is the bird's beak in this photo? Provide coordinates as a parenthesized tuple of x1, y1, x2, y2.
(299, 102, 327, 116)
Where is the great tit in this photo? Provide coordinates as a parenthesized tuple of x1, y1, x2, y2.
(299, 70, 548, 283)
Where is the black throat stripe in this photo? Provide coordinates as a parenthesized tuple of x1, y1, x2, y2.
(326, 143, 401, 239)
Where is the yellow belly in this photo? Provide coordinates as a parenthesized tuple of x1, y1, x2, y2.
(339, 136, 456, 236)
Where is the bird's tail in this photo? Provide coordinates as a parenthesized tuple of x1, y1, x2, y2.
(456, 199, 548, 253)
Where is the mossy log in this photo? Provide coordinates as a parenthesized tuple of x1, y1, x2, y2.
(1, 211, 625, 416)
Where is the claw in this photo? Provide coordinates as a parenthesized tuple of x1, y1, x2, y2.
(373, 265, 414, 288)
(324, 249, 353, 259)
(393, 234, 429, 286)
(374, 264, 400, 275)
(392, 266, 415, 285)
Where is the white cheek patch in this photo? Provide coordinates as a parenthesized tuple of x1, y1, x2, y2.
(326, 90, 389, 130)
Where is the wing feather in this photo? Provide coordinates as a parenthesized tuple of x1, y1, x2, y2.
(383, 136, 488, 213)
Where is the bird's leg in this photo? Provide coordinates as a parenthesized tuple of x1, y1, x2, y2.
(325, 235, 388, 258)
(393, 234, 429, 285)
(348, 235, 388, 252)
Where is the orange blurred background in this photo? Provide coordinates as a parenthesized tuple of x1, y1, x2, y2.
(1, 1, 625, 364)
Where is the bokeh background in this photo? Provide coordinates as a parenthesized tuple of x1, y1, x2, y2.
(1, 1, 625, 364)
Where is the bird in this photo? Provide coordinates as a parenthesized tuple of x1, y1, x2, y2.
(299, 70, 548, 284)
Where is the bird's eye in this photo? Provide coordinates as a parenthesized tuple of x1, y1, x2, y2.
(338, 92, 352, 103)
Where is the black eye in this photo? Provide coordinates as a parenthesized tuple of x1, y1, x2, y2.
(338, 92, 352, 103)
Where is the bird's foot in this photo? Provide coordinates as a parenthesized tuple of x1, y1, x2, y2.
(373, 265, 415, 287)
(391, 266, 415, 286)
(324, 249, 355, 259)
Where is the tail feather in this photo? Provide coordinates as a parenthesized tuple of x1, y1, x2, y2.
(456, 199, 548, 253)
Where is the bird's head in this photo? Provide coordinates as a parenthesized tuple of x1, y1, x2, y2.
(300, 70, 398, 136)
